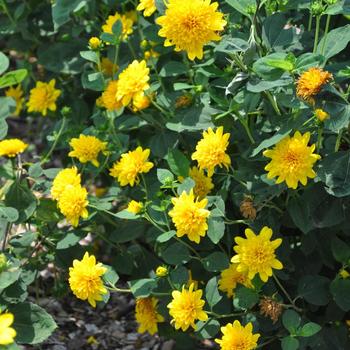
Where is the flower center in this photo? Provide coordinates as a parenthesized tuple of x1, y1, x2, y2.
(284, 151, 301, 170)
(183, 15, 200, 31)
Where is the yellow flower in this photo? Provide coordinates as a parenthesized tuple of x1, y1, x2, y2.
(156, 0, 226, 60)
(0, 311, 16, 345)
(68, 134, 107, 167)
(137, 0, 157, 17)
(27, 79, 61, 116)
(189, 166, 214, 198)
(57, 185, 89, 227)
(116, 60, 150, 107)
(89, 37, 101, 50)
(168, 283, 208, 331)
(135, 297, 164, 335)
(315, 108, 329, 122)
(215, 320, 260, 350)
(218, 263, 253, 298)
(102, 12, 133, 40)
(231, 226, 283, 282)
(125, 10, 138, 23)
(69, 252, 107, 307)
(131, 94, 151, 112)
(0, 138, 28, 158)
(144, 49, 160, 60)
(109, 146, 154, 186)
(127, 200, 143, 214)
(5, 85, 24, 116)
(101, 57, 118, 76)
(51, 167, 81, 200)
(156, 266, 168, 277)
(168, 190, 210, 244)
(296, 67, 332, 101)
(263, 131, 321, 189)
(192, 126, 231, 177)
(340, 269, 350, 279)
(101, 80, 123, 111)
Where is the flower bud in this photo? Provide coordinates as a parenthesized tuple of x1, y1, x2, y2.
(156, 266, 168, 277)
(89, 37, 102, 50)
(240, 196, 257, 220)
(314, 108, 329, 122)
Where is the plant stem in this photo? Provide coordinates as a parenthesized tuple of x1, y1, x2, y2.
(1, 223, 12, 251)
(206, 311, 247, 319)
(141, 174, 149, 199)
(308, 11, 313, 31)
(316, 125, 323, 152)
(273, 274, 302, 312)
(0, 0, 16, 26)
(107, 285, 132, 293)
(335, 129, 343, 152)
(113, 42, 120, 76)
(174, 236, 201, 259)
(264, 91, 281, 116)
(313, 15, 321, 53)
(321, 14, 331, 55)
(239, 118, 255, 144)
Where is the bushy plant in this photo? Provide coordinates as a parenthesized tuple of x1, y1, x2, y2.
(1, 0, 350, 349)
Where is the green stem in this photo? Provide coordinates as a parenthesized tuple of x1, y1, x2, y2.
(313, 15, 321, 53)
(335, 129, 343, 152)
(0, 0, 15, 26)
(141, 174, 149, 199)
(264, 91, 281, 116)
(107, 285, 132, 293)
(113, 42, 120, 76)
(174, 236, 201, 259)
(316, 125, 323, 152)
(239, 118, 255, 144)
(273, 274, 302, 312)
(206, 311, 247, 319)
(321, 14, 331, 56)
(127, 41, 137, 59)
(308, 11, 313, 31)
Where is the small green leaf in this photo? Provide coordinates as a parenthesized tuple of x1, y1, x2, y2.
(0, 69, 28, 89)
(177, 177, 195, 195)
(282, 310, 301, 333)
(202, 252, 229, 272)
(157, 230, 176, 243)
(0, 52, 9, 75)
(330, 278, 350, 311)
(281, 336, 299, 350)
(205, 277, 222, 308)
(207, 217, 225, 244)
(167, 149, 190, 177)
(129, 278, 157, 298)
(0, 206, 19, 222)
(234, 285, 259, 309)
(80, 50, 99, 64)
(299, 322, 321, 337)
(157, 168, 174, 184)
(331, 236, 350, 263)
(56, 232, 81, 250)
(196, 319, 220, 339)
(162, 242, 191, 265)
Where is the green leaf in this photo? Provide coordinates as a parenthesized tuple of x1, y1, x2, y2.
(157, 230, 176, 243)
(298, 275, 331, 306)
(114, 209, 139, 220)
(28, 163, 43, 178)
(0, 52, 9, 75)
(330, 278, 350, 311)
(177, 177, 195, 195)
(129, 278, 157, 298)
(0, 206, 19, 222)
(100, 33, 118, 45)
(52, 0, 86, 28)
(281, 336, 299, 350)
(287, 196, 313, 234)
(299, 322, 321, 337)
(196, 319, 220, 339)
(159, 62, 187, 77)
(265, 58, 294, 71)
(112, 20, 122, 39)
(282, 310, 301, 333)
(331, 236, 350, 263)
(169, 266, 188, 289)
(0, 69, 28, 89)
(9, 302, 57, 344)
(167, 149, 190, 177)
(162, 242, 191, 265)
(56, 232, 81, 250)
(80, 50, 99, 64)
(0, 261, 21, 290)
(103, 265, 119, 286)
(202, 252, 229, 272)
(157, 168, 174, 184)
(207, 217, 225, 244)
(294, 53, 325, 74)
(234, 285, 259, 309)
(205, 277, 222, 308)
(225, 0, 256, 17)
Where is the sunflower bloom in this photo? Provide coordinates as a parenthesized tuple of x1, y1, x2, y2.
(51, 167, 81, 200)
(69, 252, 107, 307)
(231, 226, 283, 282)
(57, 185, 89, 227)
(0, 311, 16, 345)
(115, 60, 150, 107)
(167, 283, 208, 331)
(102, 12, 133, 40)
(0, 139, 28, 158)
(101, 57, 118, 76)
(156, 0, 226, 60)
(109, 146, 154, 186)
(215, 320, 260, 350)
(189, 166, 214, 198)
(27, 79, 61, 116)
(315, 108, 329, 122)
(263, 131, 320, 189)
(5, 85, 24, 116)
(135, 297, 164, 335)
(68, 135, 107, 167)
(192, 126, 231, 176)
(127, 200, 143, 214)
(168, 190, 210, 244)
(101, 80, 123, 111)
(296, 67, 332, 101)
(218, 263, 253, 298)
(137, 0, 157, 17)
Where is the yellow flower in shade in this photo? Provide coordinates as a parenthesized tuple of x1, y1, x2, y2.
(109, 147, 154, 186)
(116, 60, 150, 107)
(231, 226, 283, 283)
(27, 79, 61, 116)
(315, 108, 329, 122)
(101, 80, 123, 111)
(156, 266, 168, 277)
(218, 263, 253, 298)
(135, 297, 164, 335)
(51, 167, 81, 200)
(89, 37, 101, 50)
(101, 57, 118, 76)
(0, 311, 16, 345)
(127, 200, 143, 214)
(68, 135, 107, 167)
(263, 131, 321, 189)
(5, 85, 24, 116)
(189, 166, 214, 199)
(215, 320, 260, 350)
(137, 0, 157, 17)
(125, 10, 138, 23)
(167, 283, 208, 331)
(102, 12, 133, 40)
(0, 138, 28, 158)
(69, 252, 107, 307)
(144, 49, 160, 60)
(156, 0, 226, 60)
(57, 185, 89, 227)
(296, 67, 332, 101)
(168, 190, 210, 244)
(192, 126, 231, 177)
(131, 94, 151, 112)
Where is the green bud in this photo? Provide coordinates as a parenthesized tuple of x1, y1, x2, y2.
(61, 106, 72, 118)
(246, 4, 257, 15)
(311, 1, 324, 15)
(325, 0, 338, 5)
(194, 85, 203, 93)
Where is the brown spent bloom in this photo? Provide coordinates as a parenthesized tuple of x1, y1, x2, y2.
(175, 94, 193, 109)
(259, 296, 283, 324)
(296, 67, 332, 101)
(240, 196, 257, 220)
